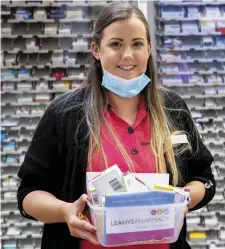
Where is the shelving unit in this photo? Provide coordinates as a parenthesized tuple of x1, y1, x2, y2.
(154, 1, 225, 248)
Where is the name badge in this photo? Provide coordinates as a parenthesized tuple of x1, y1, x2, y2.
(171, 134, 188, 145)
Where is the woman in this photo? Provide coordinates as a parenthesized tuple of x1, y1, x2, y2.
(17, 2, 215, 249)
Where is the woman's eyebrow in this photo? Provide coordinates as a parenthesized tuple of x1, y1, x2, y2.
(108, 38, 145, 41)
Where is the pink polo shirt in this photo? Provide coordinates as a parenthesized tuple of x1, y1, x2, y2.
(82, 97, 169, 249)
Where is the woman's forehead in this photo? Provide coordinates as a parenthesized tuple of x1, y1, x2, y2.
(101, 17, 147, 41)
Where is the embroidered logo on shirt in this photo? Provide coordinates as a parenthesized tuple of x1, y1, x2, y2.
(141, 141, 150, 146)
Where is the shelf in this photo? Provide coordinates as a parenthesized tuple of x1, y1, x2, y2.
(194, 106, 225, 111)
(188, 242, 210, 246)
(7, 18, 94, 23)
(1, 211, 20, 216)
(1, 234, 42, 240)
(159, 70, 225, 75)
(196, 117, 224, 122)
(1, 89, 68, 94)
(2, 102, 50, 107)
(2, 64, 90, 69)
(204, 140, 225, 146)
(4, 48, 91, 54)
(187, 212, 216, 218)
(2, 34, 92, 39)
(209, 200, 225, 205)
(156, 31, 223, 36)
(215, 176, 225, 181)
(1, 11, 11, 15)
(1, 222, 43, 228)
(1, 78, 40, 82)
(8, 18, 54, 23)
(157, 17, 225, 22)
(158, 46, 225, 52)
(1, 163, 21, 167)
(1, 187, 18, 192)
(162, 83, 225, 87)
(187, 227, 221, 232)
(1, 126, 37, 131)
(3, 2, 109, 7)
(199, 129, 225, 134)
(1, 114, 43, 119)
(195, 94, 225, 99)
(157, 1, 225, 6)
(182, 94, 225, 99)
(1, 76, 87, 81)
(1, 174, 19, 179)
(1, 200, 17, 204)
(3, 138, 32, 143)
(213, 152, 225, 157)
(1, 151, 27, 156)
(158, 58, 225, 64)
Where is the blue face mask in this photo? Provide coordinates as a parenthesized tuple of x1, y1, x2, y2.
(101, 69, 151, 98)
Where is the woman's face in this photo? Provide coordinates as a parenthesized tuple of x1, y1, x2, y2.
(91, 16, 151, 80)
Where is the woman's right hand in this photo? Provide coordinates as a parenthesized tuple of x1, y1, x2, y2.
(62, 194, 100, 245)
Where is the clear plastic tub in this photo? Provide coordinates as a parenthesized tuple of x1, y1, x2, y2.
(88, 201, 187, 247)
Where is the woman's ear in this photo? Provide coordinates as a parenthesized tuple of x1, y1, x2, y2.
(91, 42, 100, 60)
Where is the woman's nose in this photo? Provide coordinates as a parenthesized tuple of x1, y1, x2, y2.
(122, 46, 133, 59)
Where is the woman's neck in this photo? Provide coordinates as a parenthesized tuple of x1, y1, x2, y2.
(106, 91, 141, 126)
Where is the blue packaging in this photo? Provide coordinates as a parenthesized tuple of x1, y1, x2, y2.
(105, 190, 175, 207)
(1, 131, 6, 142)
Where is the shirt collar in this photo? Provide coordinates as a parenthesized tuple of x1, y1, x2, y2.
(106, 94, 148, 111)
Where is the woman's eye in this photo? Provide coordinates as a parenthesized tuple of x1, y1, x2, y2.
(111, 42, 121, 47)
(133, 42, 144, 47)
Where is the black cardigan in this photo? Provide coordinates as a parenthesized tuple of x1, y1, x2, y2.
(17, 87, 215, 249)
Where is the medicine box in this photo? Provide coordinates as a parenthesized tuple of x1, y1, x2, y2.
(161, 6, 184, 18)
(182, 21, 199, 33)
(72, 39, 88, 51)
(164, 22, 180, 34)
(15, 8, 31, 20)
(187, 6, 201, 18)
(200, 21, 216, 32)
(59, 23, 71, 35)
(18, 69, 30, 79)
(2, 23, 12, 36)
(91, 164, 125, 198)
(44, 23, 58, 35)
(66, 8, 83, 19)
(5, 54, 17, 67)
(33, 8, 47, 19)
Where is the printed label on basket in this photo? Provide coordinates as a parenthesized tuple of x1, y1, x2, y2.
(106, 205, 174, 234)
(104, 205, 175, 245)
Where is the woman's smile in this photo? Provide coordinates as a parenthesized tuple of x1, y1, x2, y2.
(117, 65, 137, 72)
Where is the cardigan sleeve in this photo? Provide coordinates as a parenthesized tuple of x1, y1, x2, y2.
(170, 91, 216, 211)
(17, 97, 66, 220)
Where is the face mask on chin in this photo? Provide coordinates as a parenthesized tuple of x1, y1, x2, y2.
(101, 69, 151, 98)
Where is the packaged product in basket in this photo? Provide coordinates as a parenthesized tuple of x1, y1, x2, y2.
(91, 164, 126, 197)
(122, 172, 149, 192)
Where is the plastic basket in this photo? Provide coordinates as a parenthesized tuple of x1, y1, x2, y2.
(88, 201, 186, 247)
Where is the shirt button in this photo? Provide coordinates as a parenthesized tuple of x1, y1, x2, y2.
(128, 127, 134, 134)
(131, 148, 138, 155)
(205, 183, 211, 189)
